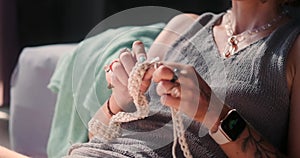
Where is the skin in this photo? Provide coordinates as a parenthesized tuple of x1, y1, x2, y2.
(0, 146, 29, 158)
(3, 0, 298, 157)
(96, 0, 300, 157)
(286, 34, 300, 158)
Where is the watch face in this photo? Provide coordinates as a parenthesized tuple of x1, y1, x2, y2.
(221, 110, 246, 141)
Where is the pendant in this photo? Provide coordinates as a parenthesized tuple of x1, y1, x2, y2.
(223, 36, 238, 58)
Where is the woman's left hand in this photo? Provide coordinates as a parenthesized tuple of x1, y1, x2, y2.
(149, 62, 226, 129)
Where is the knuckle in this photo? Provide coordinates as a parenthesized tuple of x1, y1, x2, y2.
(119, 52, 132, 63)
(160, 80, 170, 88)
(156, 82, 164, 96)
(153, 66, 171, 80)
(154, 65, 183, 82)
(112, 62, 122, 71)
(160, 95, 168, 105)
(160, 66, 172, 74)
(156, 86, 162, 96)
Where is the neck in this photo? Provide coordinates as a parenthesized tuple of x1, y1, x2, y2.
(230, 0, 281, 34)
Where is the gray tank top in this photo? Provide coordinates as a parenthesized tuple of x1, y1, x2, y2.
(67, 12, 300, 158)
(163, 12, 300, 155)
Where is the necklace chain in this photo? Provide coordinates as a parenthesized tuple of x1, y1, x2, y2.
(223, 9, 288, 58)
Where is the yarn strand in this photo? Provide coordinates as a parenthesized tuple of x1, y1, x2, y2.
(89, 58, 192, 158)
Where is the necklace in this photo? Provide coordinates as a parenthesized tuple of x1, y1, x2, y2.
(223, 9, 288, 58)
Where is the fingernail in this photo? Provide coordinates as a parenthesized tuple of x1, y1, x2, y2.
(133, 41, 143, 46)
(104, 65, 110, 72)
(105, 68, 110, 73)
(138, 55, 146, 63)
(109, 60, 119, 72)
(120, 48, 130, 53)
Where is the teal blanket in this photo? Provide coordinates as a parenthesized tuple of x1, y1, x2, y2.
(47, 23, 165, 157)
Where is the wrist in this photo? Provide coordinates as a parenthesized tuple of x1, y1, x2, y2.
(210, 105, 232, 132)
(201, 93, 232, 131)
(106, 96, 116, 116)
(105, 95, 123, 118)
(92, 96, 125, 125)
(209, 108, 247, 145)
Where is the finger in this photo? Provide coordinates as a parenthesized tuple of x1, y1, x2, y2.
(111, 61, 129, 86)
(140, 67, 155, 93)
(140, 62, 163, 93)
(143, 62, 163, 81)
(161, 91, 198, 117)
(160, 95, 180, 109)
(170, 86, 181, 98)
(154, 63, 199, 87)
(105, 65, 114, 88)
(132, 41, 147, 63)
(140, 80, 151, 93)
(119, 50, 135, 75)
(152, 65, 175, 83)
(156, 81, 179, 96)
(104, 65, 111, 82)
(110, 71, 127, 89)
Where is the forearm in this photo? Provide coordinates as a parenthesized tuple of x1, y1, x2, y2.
(220, 122, 286, 158)
(204, 98, 286, 158)
(88, 95, 124, 140)
(94, 95, 123, 122)
(0, 146, 29, 158)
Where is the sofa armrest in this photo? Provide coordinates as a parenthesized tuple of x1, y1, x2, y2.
(9, 44, 77, 157)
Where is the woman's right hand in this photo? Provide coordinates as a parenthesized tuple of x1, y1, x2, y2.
(105, 41, 147, 113)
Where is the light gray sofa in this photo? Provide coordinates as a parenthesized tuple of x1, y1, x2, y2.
(9, 44, 77, 157)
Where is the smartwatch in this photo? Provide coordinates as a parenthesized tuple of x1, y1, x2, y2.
(209, 109, 246, 145)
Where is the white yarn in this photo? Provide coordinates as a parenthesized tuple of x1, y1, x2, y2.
(88, 117, 121, 140)
(171, 108, 193, 158)
(89, 58, 192, 158)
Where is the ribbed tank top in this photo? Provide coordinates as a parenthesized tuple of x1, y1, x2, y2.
(67, 12, 300, 158)
(163, 12, 300, 154)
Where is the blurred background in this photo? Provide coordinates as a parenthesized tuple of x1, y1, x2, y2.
(0, 0, 229, 107)
(0, 0, 229, 154)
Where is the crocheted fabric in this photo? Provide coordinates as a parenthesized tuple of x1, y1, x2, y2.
(89, 58, 192, 158)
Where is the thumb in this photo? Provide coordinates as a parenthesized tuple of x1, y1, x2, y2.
(132, 41, 147, 63)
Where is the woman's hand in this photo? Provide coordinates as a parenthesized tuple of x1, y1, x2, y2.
(153, 63, 210, 120)
(105, 41, 147, 113)
(143, 62, 227, 129)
